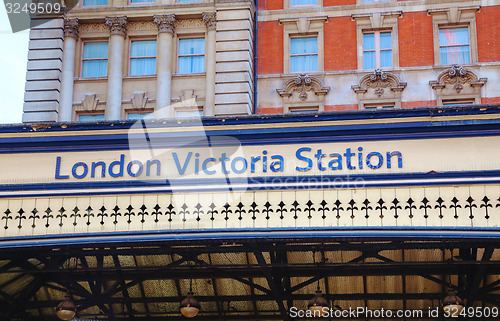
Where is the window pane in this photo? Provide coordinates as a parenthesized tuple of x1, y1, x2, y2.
(178, 56, 205, 73)
(83, 0, 107, 5)
(290, 37, 317, 54)
(363, 33, 375, 50)
(290, 0, 317, 5)
(179, 38, 205, 55)
(380, 32, 392, 49)
(130, 58, 156, 75)
(79, 114, 105, 121)
(439, 27, 469, 46)
(127, 113, 153, 120)
(440, 46, 470, 64)
(82, 60, 107, 78)
(83, 42, 108, 59)
(380, 50, 393, 67)
(363, 51, 375, 69)
(131, 40, 156, 57)
(290, 54, 318, 72)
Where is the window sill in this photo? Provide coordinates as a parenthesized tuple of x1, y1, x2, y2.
(74, 77, 108, 82)
(173, 72, 206, 77)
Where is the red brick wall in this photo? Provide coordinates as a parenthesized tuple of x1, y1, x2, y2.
(476, 6, 500, 62)
(324, 0, 356, 6)
(258, 106, 284, 114)
(324, 17, 357, 71)
(257, 21, 284, 74)
(398, 12, 434, 67)
(482, 97, 500, 105)
(401, 100, 437, 108)
(258, 0, 283, 10)
(325, 104, 358, 111)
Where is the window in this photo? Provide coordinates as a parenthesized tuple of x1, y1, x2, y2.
(78, 114, 105, 121)
(364, 103, 395, 110)
(83, 0, 107, 5)
(289, 106, 319, 113)
(442, 99, 474, 106)
(130, 40, 156, 76)
(127, 112, 153, 120)
(178, 38, 205, 74)
(439, 27, 470, 65)
(82, 42, 108, 78)
(290, 36, 318, 73)
(363, 31, 392, 69)
(290, 0, 317, 5)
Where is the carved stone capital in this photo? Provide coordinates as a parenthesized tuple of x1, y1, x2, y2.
(154, 14, 176, 34)
(202, 12, 216, 31)
(63, 18, 79, 39)
(105, 16, 128, 37)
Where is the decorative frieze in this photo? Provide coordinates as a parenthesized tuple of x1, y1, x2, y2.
(105, 16, 128, 37)
(63, 18, 79, 38)
(277, 74, 330, 101)
(430, 65, 487, 93)
(202, 12, 217, 31)
(154, 14, 176, 34)
(352, 69, 407, 96)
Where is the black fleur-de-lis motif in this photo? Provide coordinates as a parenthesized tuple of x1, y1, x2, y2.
(290, 200, 301, 220)
(124, 205, 135, 224)
(249, 202, 259, 220)
(97, 206, 108, 225)
(56, 207, 67, 227)
(435, 197, 446, 219)
(29, 208, 40, 228)
(179, 203, 189, 222)
(480, 196, 492, 220)
(496, 197, 500, 208)
(42, 207, 52, 228)
(361, 199, 372, 219)
(110, 205, 121, 225)
(304, 200, 315, 219)
(138, 204, 148, 223)
(262, 201, 273, 220)
(2, 209, 12, 230)
(70, 206, 81, 226)
(347, 199, 357, 219)
(276, 201, 287, 220)
(222, 203, 232, 221)
(450, 197, 461, 219)
(207, 203, 217, 221)
(235, 202, 246, 220)
(405, 198, 416, 219)
(465, 196, 476, 220)
(152, 204, 162, 223)
(84, 206, 94, 226)
(390, 198, 401, 219)
(193, 203, 203, 222)
(332, 200, 343, 220)
(375, 199, 387, 219)
(16, 208, 27, 229)
(165, 204, 176, 222)
(318, 200, 329, 220)
(420, 197, 431, 219)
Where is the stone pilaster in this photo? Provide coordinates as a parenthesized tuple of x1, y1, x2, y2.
(203, 12, 216, 116)
(154, 14, 176, 117)
(59, 18, 79, 121)
(105, 16, 127, 120)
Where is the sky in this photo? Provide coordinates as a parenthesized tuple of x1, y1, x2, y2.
(0, 7, 29, 124)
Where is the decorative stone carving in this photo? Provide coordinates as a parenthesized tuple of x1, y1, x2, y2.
(202, 12, 216, 31)
(154, 14, 176, 34)
(127, 21, 156, 32)
(277, 74, 330, 101)
(80, 94, 99, 111)
(352, 69, 407, 96)
(429, 65, 487, 93)
(105, 16, 127, 37)
(63, 18, 79, 38)
(131, 92, 148, 110)
(79, 23, 108, 33)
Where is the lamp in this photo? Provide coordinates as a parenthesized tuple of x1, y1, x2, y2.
(56, 293, 76, 320)
(308, 287, 329, 317)
(443, 288, 464, 317)
(180, 275, 201, 318)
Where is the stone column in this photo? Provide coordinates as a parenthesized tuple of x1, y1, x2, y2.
(59, 18, 79, 122)
(202, 12, 216, 116)
(105, 16, 127, 120)
(154, 14, 176, 118)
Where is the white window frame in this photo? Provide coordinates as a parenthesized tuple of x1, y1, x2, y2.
(363, 30, 392, 69)
(177, 36, 205, 74)
(128, 39, 157, 76)
(81, 41, 108, 78)
(438, 26, 471, 65)
(289, 36, 319, 73)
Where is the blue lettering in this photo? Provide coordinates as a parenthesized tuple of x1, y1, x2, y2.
(127, 160, 143, 177)
(202, 157, 217, 175)
(270, 155, 284, 172)
(366, 152, 384, 169)
(72, 162, 88, 179)
(173, 152, 192, 175)
(387, 151, 403, 169)
(296, 147, 313, 172)
(231, 157, 248, 174)
(109, 154, 125, 178)
(55, 156, 69, 179)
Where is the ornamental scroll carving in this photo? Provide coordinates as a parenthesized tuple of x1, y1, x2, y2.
(202, 12, 216, 31)
(352, 69, 406, 97)
(105, 16, 127, 37)
(429, 65, 487, 93)
(277, 74, 330, 101)
(63, 18, 79, 38)
(154, 14, 176, 34)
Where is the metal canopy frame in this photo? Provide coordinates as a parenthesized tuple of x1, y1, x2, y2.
(0, 236, 499, 321)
